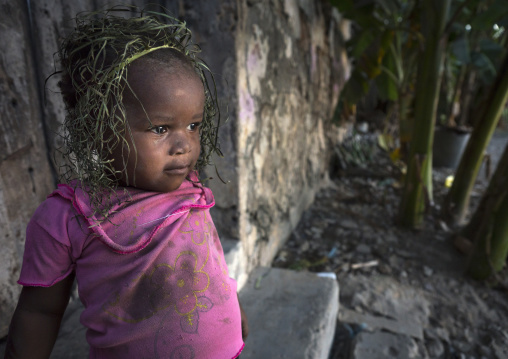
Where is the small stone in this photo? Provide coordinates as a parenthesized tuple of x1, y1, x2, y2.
(340, 219, 358, 230)
(362, 230, 377, 240)
(335, 228, 345, 237)
(424, 283, 434, 292)
(464, 327, 474, 342)
(378, 264, 392, 275)
(389, 255, 400, 267)
(355, 244, 371, 254)
(425, 327, 450, 343)
(426, 338, 444, 357)
(340, 263, 349, 272)
(300, 241, 310, 252)
(479, 346, 492, 357)
(384, 232, 398, 243)
(276, 250, 288, 262)
(352, 306, 364, 314)
(423, 266, 433, 277)
(310, 226, 323, 236)
(455, 340, 472, 353)
(356, 121, 369, 133)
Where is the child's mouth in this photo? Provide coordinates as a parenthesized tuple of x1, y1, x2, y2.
(164, 165, 190, 175)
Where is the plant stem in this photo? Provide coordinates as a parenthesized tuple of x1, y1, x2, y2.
(399, 0, 451, 228)
(443, 53, 508, 225)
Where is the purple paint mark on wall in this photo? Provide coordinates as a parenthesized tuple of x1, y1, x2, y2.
(247, 43, 262, 73)
(239, 89, 255, 124)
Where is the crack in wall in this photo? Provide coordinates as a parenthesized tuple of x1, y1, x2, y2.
(25, 0, 58, 187)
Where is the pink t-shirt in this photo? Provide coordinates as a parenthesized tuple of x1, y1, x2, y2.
(19, 175, 244, 359)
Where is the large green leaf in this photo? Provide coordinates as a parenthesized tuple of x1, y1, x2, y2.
(450, 35, 471, 64)
(472, 51, 497, 75)
(332, 0, 379, 28)
(479, 38, 504, 65)
(329, 0, 355, 13)
(341, 70, 371, 104)
(377, 63, 399, 100)
(471, 0, 508, 30)
(349, 30, 376, 58)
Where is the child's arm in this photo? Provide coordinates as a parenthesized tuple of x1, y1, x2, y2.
(4, 274, 75, 359)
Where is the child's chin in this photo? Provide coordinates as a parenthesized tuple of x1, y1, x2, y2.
(147, 180, 186, 193)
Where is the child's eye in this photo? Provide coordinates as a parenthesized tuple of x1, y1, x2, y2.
(187, 122, 201, 131)
(150, 126, 167, 134)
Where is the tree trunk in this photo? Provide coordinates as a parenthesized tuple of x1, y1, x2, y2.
(464, 142, 508, 280)
(399, 0, 451, 228)
(442, 52, 508, 226)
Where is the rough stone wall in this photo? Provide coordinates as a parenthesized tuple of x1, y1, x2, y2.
(0, 0, 56, 337)
(236, 0, 348, 273)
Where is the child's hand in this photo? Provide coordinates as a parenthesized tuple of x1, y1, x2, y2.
(238, 296, 249, 340)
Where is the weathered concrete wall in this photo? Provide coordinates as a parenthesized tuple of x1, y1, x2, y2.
(236, 0, 348, 274)
(0, 0, 56, 336)
(30, 0, 149, 168)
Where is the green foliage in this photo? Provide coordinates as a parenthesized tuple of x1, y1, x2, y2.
(331, 0, 419, 108)
(442, 53, 508, 225)
(463, 140, 508, 280)
(399, 0, 452, 228)
(438, 0, 508, 126)
(470, 0, 508, 30)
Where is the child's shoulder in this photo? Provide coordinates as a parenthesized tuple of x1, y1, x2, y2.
(30, 184, 80, 226)
(26, 185, 89, 249)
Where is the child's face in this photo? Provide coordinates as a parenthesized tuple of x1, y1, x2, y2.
(111, 63, 204, 192)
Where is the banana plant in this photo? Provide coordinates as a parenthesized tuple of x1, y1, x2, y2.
(331, 0, 420, 130)
(463, 138, 508, 280)
(398, 0, 452, 227)
(441, 0, 508, 226)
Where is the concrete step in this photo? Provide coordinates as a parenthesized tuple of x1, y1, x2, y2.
(239, 267, 339, 359)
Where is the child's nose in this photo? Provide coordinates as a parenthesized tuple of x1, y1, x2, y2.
(168, 132, 191, 155)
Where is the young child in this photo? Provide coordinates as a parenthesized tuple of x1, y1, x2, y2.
(4, 7, 247, 359)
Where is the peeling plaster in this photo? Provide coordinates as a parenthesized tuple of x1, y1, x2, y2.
(283, 0, 300, 38)
(284, 34, 293, 58)
(239, 88, 256, 124)
(237, 0, 349, 271)
(246, 24, 269, 96)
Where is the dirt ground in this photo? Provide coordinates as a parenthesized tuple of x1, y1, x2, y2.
(273, 133, 508, 359)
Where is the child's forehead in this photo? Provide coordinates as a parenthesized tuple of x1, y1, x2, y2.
(128, 56, 199, 81)
(122, 62, 204, 105)
(126, 60, 202, 92)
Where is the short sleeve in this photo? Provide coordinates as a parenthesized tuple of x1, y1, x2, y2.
(18, 196, 76, 287)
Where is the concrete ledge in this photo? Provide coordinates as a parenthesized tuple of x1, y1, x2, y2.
(222, 238, 248, 289)
(239, 267, 339, 359)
